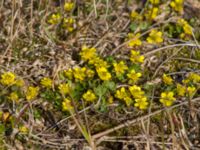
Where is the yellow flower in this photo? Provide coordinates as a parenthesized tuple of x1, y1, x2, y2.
(115, 87, 132, 106)
(9, 92, 19, 102)
(64, 2, 74, 11)
(180, 33, 186, 39)
(182, 79, 189, 84)
(183, 24, 192, 35)
(124, 97, 133, 106)
(146, 7, 159, 20)
(83, 90, 97, 102)
(113, 61, 128, 75)
(0, 72, 16, 86)
(48, 13, 61, 24)
(129, 85, 144, 99)
(26, 86, 39, 100)
(90, 56, 109, 68)
(19, 126, 28, 133)
(134, 96, 148, 110)
(127, 69, 142, 83)
(176, 84, 186, 96)
(115, 87, 128, 99)
(187, 86, 196, 97)
(62, 98, 73, 112)
(162, 74, 173, 85)
(128, 33, 142, 47)
(80, 46, 97, 61)
(147, 29, 163, 44)
(15, 79, 24, 87)
(170, 0, 184, 13)
(130, 50, 144, 63)
(108, 96, 114, 104)
(63, 17, 75, 24)
(88, 55, 99, 65)
(130, 11, 142, 20)
(188, 73, 200, 83)
(178, 19, 187, 25)
(73, 67, 86, 81)
(86, 69, 95, 78)
(95, 59, 109, 68)
(64, 69, 73, 80)
(160, 91, 176, 107)
(62, 18, 75, 32)
(58, 83, 70, 95)
(96, 67, 111, 81)
(40, 77, 52, 88)
(150, 0, 160, 5)
(129, 85, 145, 98)
(178, 19, 192, 35)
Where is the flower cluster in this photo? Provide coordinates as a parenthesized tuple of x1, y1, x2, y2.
(129, 85, 148, 109)
(73, 67, 87, 81)
(160, 92, 176, 107)
(80, 46, 97, 61)
(162, 74, 173, 85)
(115, 85, 148, 109)
(40, 77, 52, 88)
(9, 92, 19, 102)
(113, 61, 128, 75)
(115, 87, 132, 106)
(170, 0, 184, 13)
(127, 69, 142, 84)
(26, 86, 39, 101)
(96, 67, 111, 81)
(130, 11, 142, 21)
(176, 83, 186, 96)
(147, 29, 163, 44)
(62, 98, 73, 112)
(149, 0, 160, 5)
(48, 2, 76, 32)
(160, 72, 200, 106)
(0, 72, 16, 86)
(130, 50, 144, 63)
(64, 2, 74, 12)
(83, 90, 97, 102)
(127, 33, 142, 47)
(58, 83, 70, 95)
(178, 19, 192, 39)
(146, 7, 159, 20)
(48, 13, 61, 24)
(62, 17, 75, 32)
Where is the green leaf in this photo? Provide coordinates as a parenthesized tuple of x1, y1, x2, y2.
(130, 23, 138, 32)
(0, 125, 5, 134)
(70, 83, 85, 101)
(103, 81, 116, 91)
(140, 22, 149, 30)
(99, 97, 107, 112)
(176, 25, 182, 34)
(94, 85, 107, 97)
(143, 83, 154, 91)
(59, 72, 65, 80)
(129, 64, 141, 72)
(117, 74, 125, 81)
(105, 56, 115, 63)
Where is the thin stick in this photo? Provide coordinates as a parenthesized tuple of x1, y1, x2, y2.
(173, 57, 200, 64)
(144, 43, 200, 57)
(30, 0, 33, 38)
